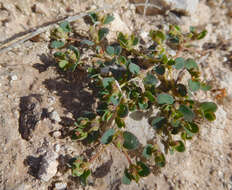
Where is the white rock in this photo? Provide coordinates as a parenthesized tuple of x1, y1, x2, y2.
(54, 144, 61, 153)
(52, 130, 62, 138)
(49, 110, 61, 123)
(38, 151, 59, 182)
(48, 96, 56, 106)
(107, 13, 130, 41)
(168, 0, 199, 15)
(11, 75, 18, 81)
(54, 182, 67, 190)
(124, 110, 158, 146)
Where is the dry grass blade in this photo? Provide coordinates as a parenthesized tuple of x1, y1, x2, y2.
(0, 4, 118, 54)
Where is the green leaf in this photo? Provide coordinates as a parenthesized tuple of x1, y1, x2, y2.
(50, 40, 65, 49)
(117, 104, 129, 118)
(157, 93, 174, 105)
(102, 77, 114, 88)
(174, 57, 185, 70)
(103, 14, 115, 24)
(100, 129, 115, 144)
(185, 122, 199, 133)
(188, 79, 200, 92)
(115, 117, 125, 128)
(88, 12, 98, 24)
(54, 51, 65, 58)
(68, 45, 80, 59)
(72, 128, 88, 141)
(200, 102, 218, 113)
(174, 141, 185, 152)
(143, 74, 158, 86)
(59, 21, 71, 32)
(204, 112, 216, 121)
(154, 65, 165, 75)
(190, 26, 196, 33)
(137, 161, 150, 177)
(106, 46, 115, 56)
(144, 91, 155, 102)
(197, 30, 207, 40)
(143, 144, 153, 159)
(150, 30, 166, 44)
(129, 63, 140, 74)
(177, 84, 187, 97)
(114, 45, 122, 56)
(109, 94, 120, 105)
(81, 40, 95, 46)
(181, 131, 192, 140)
(80, 169, 91, 186)
(58, 60, 69, 69)
(138, 100, 148, 110)
(123, 131, 139, 150)
(102, 110, 113, 122)
(154, 152, 166, 167)
(200, 83, 212, 91)
(131, 35, 139, 46)
(122, 170, 132, 185)
(185, 59, 198, 70)
(151, 117, 166, 130)
(117, 32, 128, 48)
(179, 105, 195, 121)
(98, 28, 109, 41)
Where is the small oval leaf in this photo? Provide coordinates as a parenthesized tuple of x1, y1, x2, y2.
(117, 104, 129, 118)
(98, 28, 109, 41)
(177, 84, 187, 97)
(185, 59, 198, 70)
(129, 63, 140, 74)
(174, 57, 185, 70)
(106, 46, 115, 56)
(204, 112, 216, 121)
(154, 65, 165, 75)
(200, 102, 218, 113)
(143, 144, 153, 159)
(157, 93, 174, 105)
(137, 161, 150, 177)
(101, 129, 115, 144)
(123, 131, 139, 150)
(143, 74, 158, 86)
(50, 40, 65, 49)
(174, 140, 185, 152)
(154, 152, 166, 167)
(103, 14, 115, 24)
(188, 79, 200, 92)
(151, 117, 166, 130)
(122, 170, 132, 185)
(179, 105, 195, 121)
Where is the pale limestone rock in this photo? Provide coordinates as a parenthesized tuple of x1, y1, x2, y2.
(38, 151, 59, 182)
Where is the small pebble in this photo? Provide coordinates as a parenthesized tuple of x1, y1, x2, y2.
(54, 182, 67, 190)
(49, 110, 61, 123)
(11, 75, 17, 81)
(54, 144, 61, 153)
(48, 96, 56, 106)
(52, 131, 62, 138)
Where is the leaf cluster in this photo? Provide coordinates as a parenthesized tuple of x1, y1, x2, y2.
(50, 13, 218, 185)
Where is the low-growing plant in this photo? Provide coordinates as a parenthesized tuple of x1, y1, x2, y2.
(50, 13, 218, 185)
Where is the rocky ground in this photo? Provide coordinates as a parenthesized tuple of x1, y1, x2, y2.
(1, 0, 232, 190)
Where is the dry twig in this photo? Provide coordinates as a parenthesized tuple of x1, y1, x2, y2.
(0, 4, 118, 54)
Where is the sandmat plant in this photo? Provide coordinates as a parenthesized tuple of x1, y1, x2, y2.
(50, 13, 217, 185)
